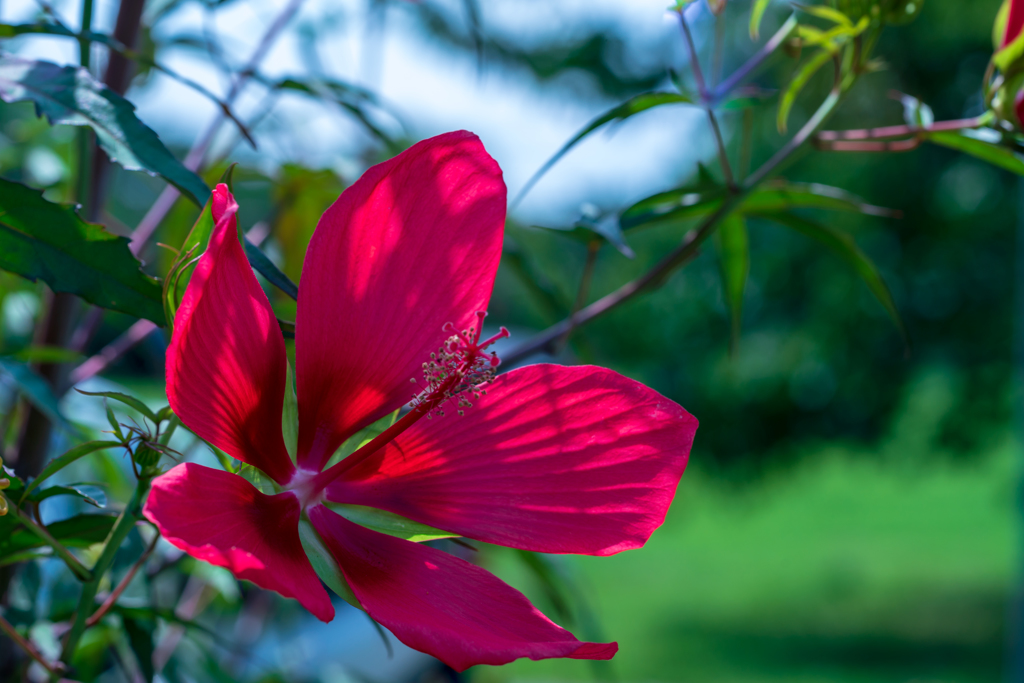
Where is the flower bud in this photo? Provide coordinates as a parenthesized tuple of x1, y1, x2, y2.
(134, 444, 161, 469)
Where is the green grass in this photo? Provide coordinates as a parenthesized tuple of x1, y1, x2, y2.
(476, 399, 1019, 682)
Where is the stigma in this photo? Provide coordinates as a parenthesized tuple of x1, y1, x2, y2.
(411, 311, 509, 417)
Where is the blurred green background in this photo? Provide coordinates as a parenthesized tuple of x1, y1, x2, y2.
(2, 0, 1021, 680)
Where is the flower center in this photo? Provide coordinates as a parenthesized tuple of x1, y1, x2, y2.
(412, 311, 509, 418)
(305, 312, 509, 497)
(286, 468, 325, 510)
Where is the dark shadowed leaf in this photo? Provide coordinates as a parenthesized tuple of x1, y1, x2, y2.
(0, 513, 118, 555)
(0, 54, 210, 206)
(123, 616, 156, 682)
(619, 183, 725, 232)
(0, 178, 165, 324)
(515, 91, 696, 205)
(755, 211, 907, 342)
(29, 483, 107, 508)
(0, 357, 69, 430)
(244, 238, 298, 300)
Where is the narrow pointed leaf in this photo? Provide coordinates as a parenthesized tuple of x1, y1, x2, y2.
(29, 483, 107, 508)
(741, 180, 896, 216)
(298, 519, 360, 608)
(0, 54, 210, 206)
(0, 178, 165, 324)
(515, 92, 696, 205)
(716, 214, 749, 351)
(244, 238, 298, 300)
(19, 440, 121, 501)
(778, 49, 834, 133)
(750, 0, 773, 39)
(755, 211, 907, 341)
(76, 390, 159, 422)
(325, 503, 458, 543)
(926, 130, 1024, 176)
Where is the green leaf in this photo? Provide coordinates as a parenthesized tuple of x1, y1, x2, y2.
(0, 513, 118, 555)
(76, 390, 159, 422)
(0, 54, 210, 207)
(794, 3, 853, 26)
(750, 0, 773, 39)
(122, 616, 155, 683)
(926, 129, 1024, 176)
(778, 49, 834, 133)
(28, 483, 107, 508)
(537, 211, 634, 258)
(298, 520, 360, 608)
(514, 91, 696, 206)
(283, 362, 298, 462)
(325, 410, 399, 468)
(326, 503, 457, 543)
(0, 357, 69, 430)
(0, 177, 165, 324)
(995, 20, 1024, 74)
(7, 346, 83, 364)
(274, 78, 398, 147)
(619, 183, 726, 232)
(19, 440, 121, 502)
(755, 211, 907, 342)
(244, 238, 298, 300)
(741, 180, 896, 217)
(716, 214, 749, 352)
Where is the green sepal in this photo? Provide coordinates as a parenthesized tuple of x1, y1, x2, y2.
(298, 519, 360, 609)
(325, 502, 457, 543)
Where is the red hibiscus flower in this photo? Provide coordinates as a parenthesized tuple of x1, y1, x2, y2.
(143, 131, 698, 671)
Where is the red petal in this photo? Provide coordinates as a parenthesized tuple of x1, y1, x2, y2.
(166, 184, 294, 485)
(144, 463, 334, 622)
(294, 131, 505, 471)
(307, 506, 615, 670)
(328, 364, 697, 556)
(1007, 0, 1024, 46)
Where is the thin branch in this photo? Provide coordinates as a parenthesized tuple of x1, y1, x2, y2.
(555, 241, 600, 354)
(0, 612, 68, 677)
(712, 14, 798, 103)
(67, 320, 157, 387)
(85, 530, 158, 627)
(502, 50, 847, 367)
(815, 116, 984, 142)
(3, 493, 92, 581)
(127, 0, 306, 256)
(677, 9, 734, 187)
(814, 138, 922, 152)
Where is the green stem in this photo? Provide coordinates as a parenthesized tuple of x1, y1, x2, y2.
(58, 474, 152, 671)
(3, 492, 91, 582)
(74, 0, 94, 208)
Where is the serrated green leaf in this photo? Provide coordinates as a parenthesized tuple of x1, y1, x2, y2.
(0, 513, 118, 555)
(0, 177, 165, 324)
(778, 49, 835, 133)
(514, 91, 696, 206)
(326, 502, 457, 543)
(755, 211, 907, 342)
(750, 0, 773, 39)
(19, 440, 121, 502)
(926, 129, 1024, 176)
(76, 390, 158, 422)
(0, 54, 210, 207)
(741, 180, 896, 216)
(0, 357, 69, 430)
(716, 214, 749, 352)
(298, 519, 360, 608)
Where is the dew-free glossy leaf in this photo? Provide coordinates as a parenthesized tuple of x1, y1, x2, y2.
(742, 180, 896, 216)
(298, 519, 360, 608)
(0, 54, 210, 206)
(0, 178, 165, 324)
(750, 0, 773, 39)
(29, 483, 107, 508)
(76, 390, 158, 422)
